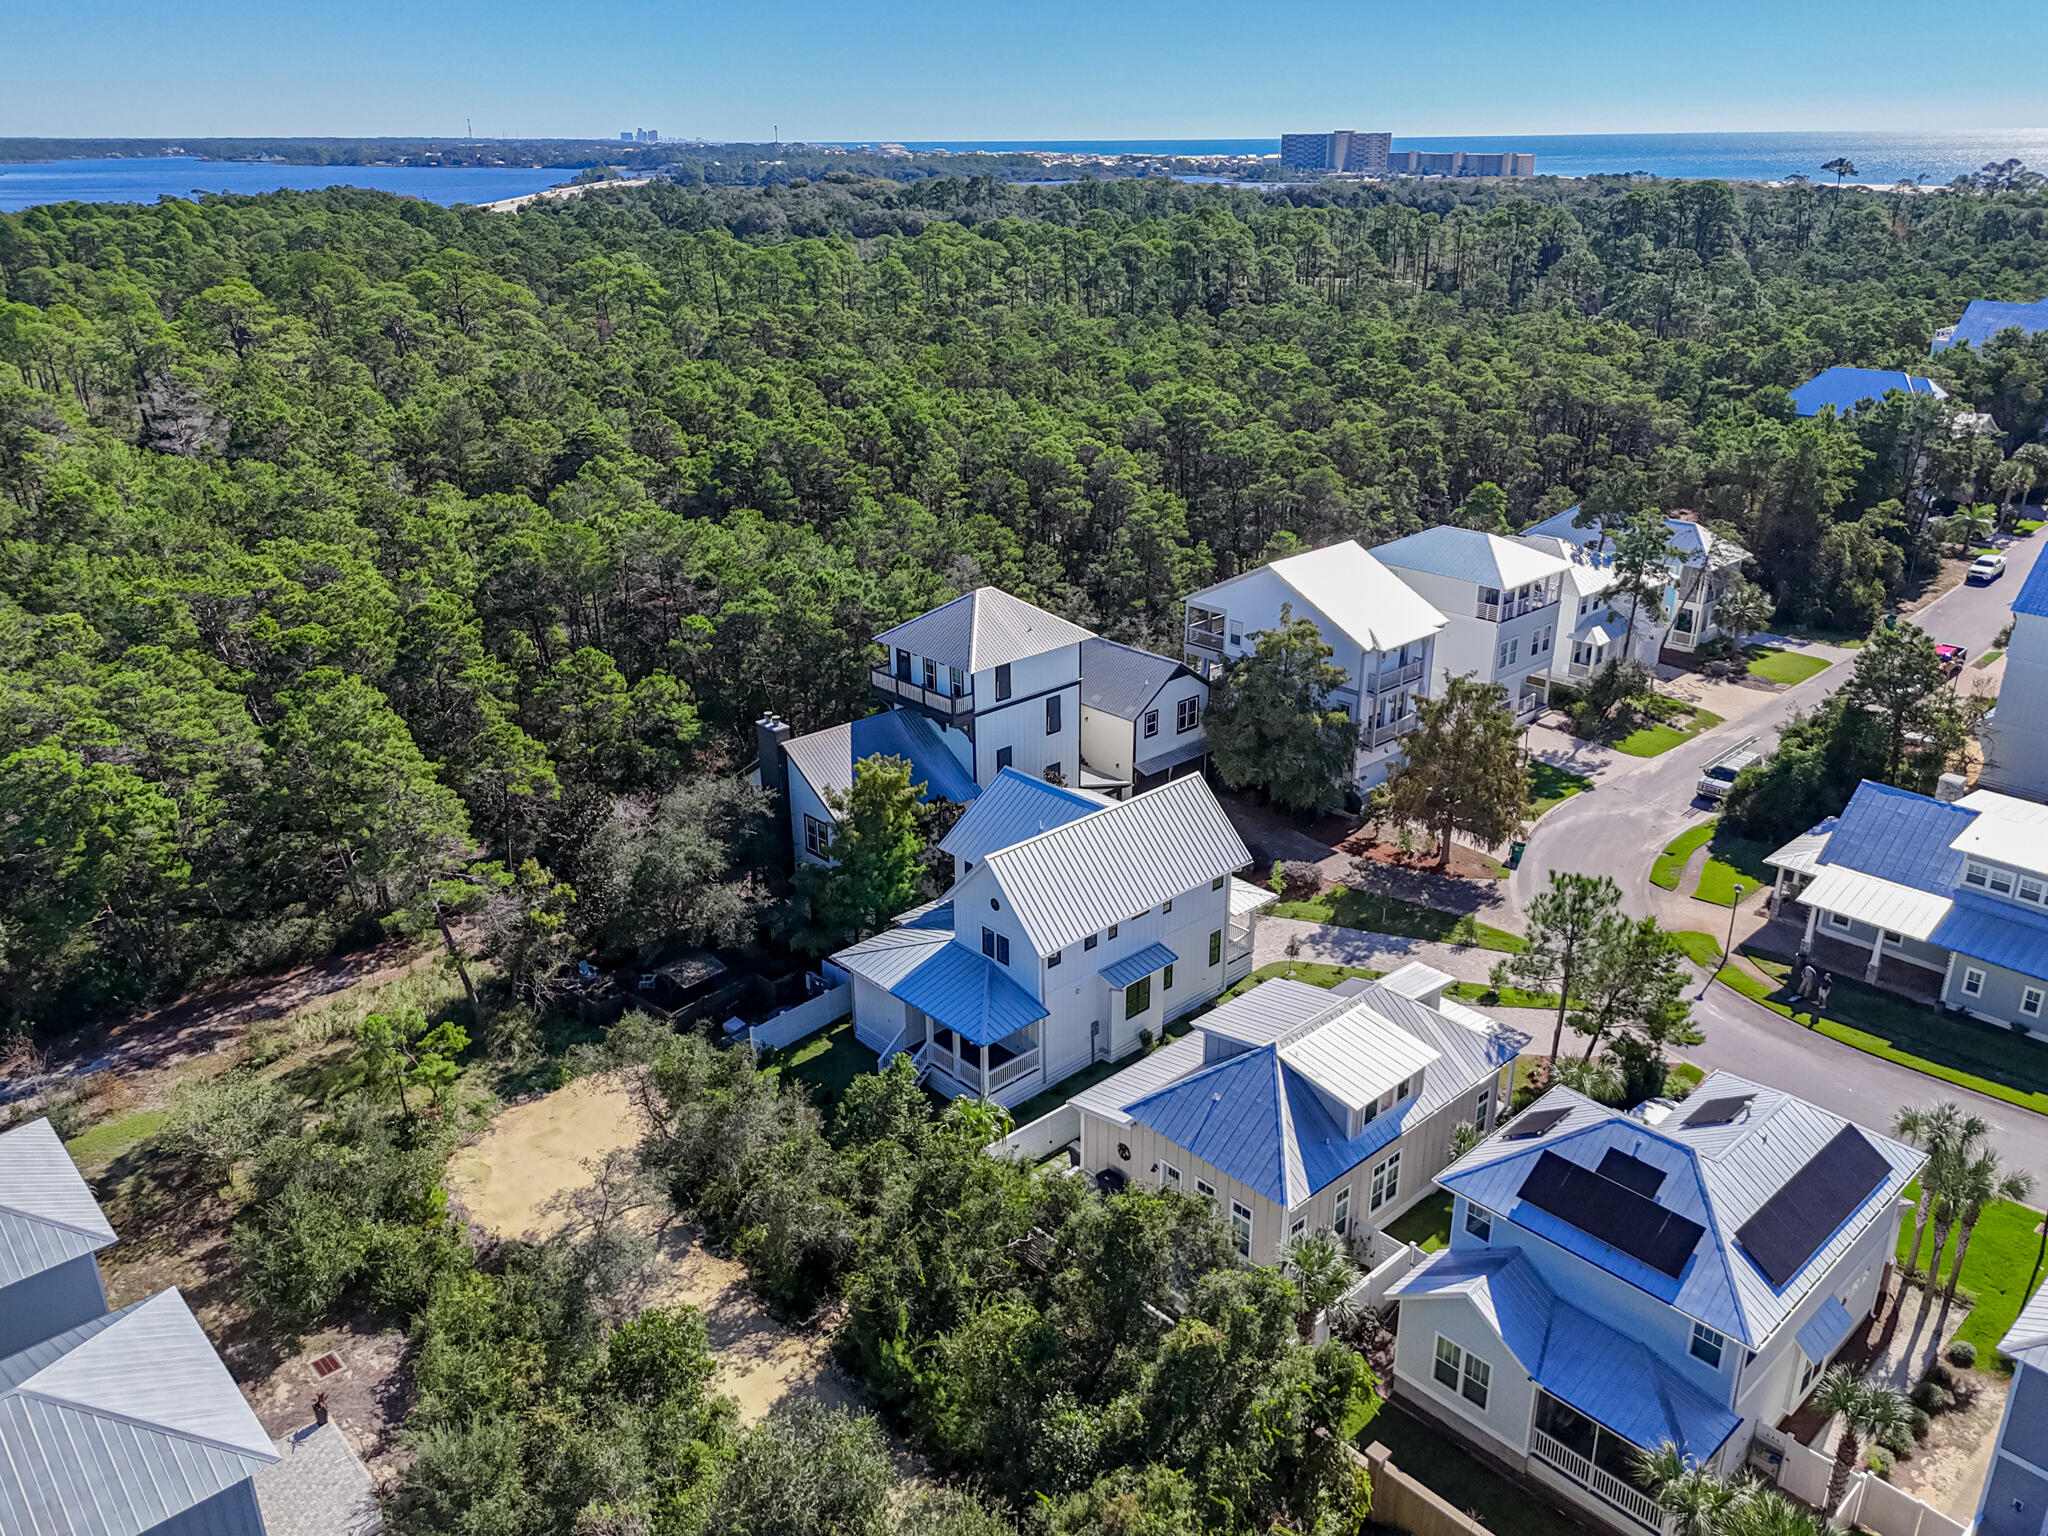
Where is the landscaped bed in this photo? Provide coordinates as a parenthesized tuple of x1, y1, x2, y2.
(1897, 1178, 2047, 1364)
(1265, 886, 1525, 953)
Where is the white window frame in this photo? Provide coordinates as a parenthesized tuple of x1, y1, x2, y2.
(1827, 910, 1852, 930)
(2020, 875, 2046, 905)
(1472, 1090, 1490, 1131)
(2023, 987, 2043, 1019)
(1964, 861, 1990, 889)
(1464, 1203, 1492, 1242)
(1177, 696, 1201, 733)
(803, 815, 832, 858)
(1196, 1178, 1216, 1201)
(1370, 1150, 1401, 1212)
(1433, 1335, 1463, 1392)
(1690, 1321, 1726, 1369)
(1143, 708, 1159, 739)
(1990, 866, 2015, 895)
(1290, 1216, 1307, 1241)
(1230, 1200, 1253, 1257)
(1462, 1351, 1492, 1409)
(1161, 1162, 1182, 1187)
(1333, 1186, 1351, 1235)
(1963, 967, 1985, 998)
(1228, 618, 1243, 646)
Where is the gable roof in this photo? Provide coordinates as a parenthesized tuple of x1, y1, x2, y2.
(2001, 1274, 2048, 1372)
(1934, 296, 2048, 352)
(0, 1118, 117, 1289)
(873, 588, 1094, 674)
(1439, 1074, 1920, 1346)
(828, 925, 1047, 1047)
(1818, 780, 1974, 889)
(1373, 526, 1571, 591)
(1522, 508, 1746, 573)
(783, 708, 979, 812)
(1789, 367, 1949, 417)
(1188, 541, 1447, 655)
(0, 1290, 278, 1536)
(1079, 637, 1198, 720)
(981, 775, 1250, 955)
(940, 767, 1110, 868)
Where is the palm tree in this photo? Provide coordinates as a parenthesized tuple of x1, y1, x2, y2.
(1728, 1486, 1823, 1536)
(1281, 1229, 1360, 1339)
(1811, 1367, 1911, 1513)
(1891, 1102, 1985, 1282)
(1637, 1442, 1750, 1536)
(1942, 1152, 2036, 1306)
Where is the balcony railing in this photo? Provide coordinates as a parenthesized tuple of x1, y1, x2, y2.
(1531, 1428, 1668, 1533)
(1364, 658, 1426, 693)
(1476, 591, 1560, 623)
(871, 668, 974, 718)
(987, 1049, 1042, 1093)
(1512, 692, 1546, 724)
(1366, 715, 1422, 750)
(1184, 624, 1225, 654)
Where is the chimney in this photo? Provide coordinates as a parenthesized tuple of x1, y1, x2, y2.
(1935, 772, 1969, 804)
(756, 714, 793, 805)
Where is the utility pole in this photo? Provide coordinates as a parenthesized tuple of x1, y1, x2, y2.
(466, 117, 472, 141)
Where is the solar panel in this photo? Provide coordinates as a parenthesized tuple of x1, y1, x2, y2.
(1516, 1151, 1705, 1279)
(1736, 1126, 1893, 1288)
(1683, 1094, 1756, 1128)
(1504, 1107, 1569, 1140)
(1597, 1148, 1668, 1197)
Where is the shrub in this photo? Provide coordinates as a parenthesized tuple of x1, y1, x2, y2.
(1946, 1339, 1977, 1369)
(1909, 1406, 1932, 1439)
(1926, 1362, 1955, 1390)
(1867, 1445, 1894, 1477)
(1278, 861, 1323, 902)
(1878, 1422, 1914, 1457)
(1911, 1380, 1954, 1413)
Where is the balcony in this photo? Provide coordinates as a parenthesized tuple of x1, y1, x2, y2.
(1512, 692, 1547, 724)
(871, 667, 975, 720)
(1530, 1426, 1670, 1534)
(1366, 714, 1422, 751)
(1184, 623, 1225, 655)
(1364, 658, 1426, 694)
(1475, 588, 1560, 624)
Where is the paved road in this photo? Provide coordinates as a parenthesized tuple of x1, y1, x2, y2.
(1509, 535, 2048, 1171)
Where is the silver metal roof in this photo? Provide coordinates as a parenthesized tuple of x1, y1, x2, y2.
(939, 768, 1110, 868)
(0, 1118, 117, 1289)
(0, 1290, 278, 1536)
(1078, 637, 1195, 720)
(1374, 525, 1572, 590)
(1227, 876, 1280, 918)
(872, 588, 1094, 674)
(1187, 540, 1447, 655)
(981, 775, 1251, 955)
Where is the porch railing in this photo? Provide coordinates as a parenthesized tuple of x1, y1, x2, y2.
(1364, 658, 1425, 693)
(1530, 1429, 1667, 1533)
(870, 668, 974, 718)
(987, 1049, 1041, 1094)
(1367, 715, 1422, 750)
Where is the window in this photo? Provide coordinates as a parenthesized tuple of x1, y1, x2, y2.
(996, 745, 1014, 770)
(1108, 923, 1119, 939)
(949, 665, 966, 697)
(1160, 898, 1174, 916)
(1690, 1321, 1726, 1369)
(1143, 709, 1159, 739)
(1333, 1186, 1351, 1234)
(994, 663, 1013, 701)
(1162, 1162, 1182, 1186)
(1990, 866, 2015, 896)
(2024, 988, 2044, 1018)
(2021, 876, 2046, 905)
(1473, 1091, 1490, 1131)
(1290, 1216, 1307, 1240)
(1163, 963, 1175, 991)
(1433, 1336, 1463, 1392)
(1370, 1151, 1401, 1211)
(1963, 967, 1985, 998)
(803, 815, 831, 858)
(1125, 976, 1151, 1016)
(1965, 862, 1990, 889)
(922, 657, 939, 691)
(1462, 1352, 1491, 1409)
(1228, 618, 1243, 646)
(1883, 929, 1904, 945)
(1196, 1178, 1216, 1201)
(1177, 696, 1201, 733)
(1046, 695, 1062, 734)
(1497, 638, 1519, 669)
(1048, 950, 1063, 968)
(1230, 1201, 1253, 1256)
(1827, 911, 1852, 930)
(1084, 933, 1098, 951)
(1209, 930, 1223, 966)
(981, 927, 1010, 966)
(1465, 1204, 1492, 1242)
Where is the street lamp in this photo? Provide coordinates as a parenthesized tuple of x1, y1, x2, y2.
(1724, 881, 1744, 967)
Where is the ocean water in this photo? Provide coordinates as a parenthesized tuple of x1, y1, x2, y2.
(903, 130, 2048, 184)
(0, 157, 567, 213)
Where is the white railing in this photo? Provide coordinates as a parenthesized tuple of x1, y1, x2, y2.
(987, 1049, 1041, 1093)
(1365, 658, 1425, 693)
(1513, 694, 1546, 723)
(1368, 715, 1422, 749)
(1184, 623, 1224, 653)
(869, 668, 973, 717)
(1530, 1428, 1667, 1532)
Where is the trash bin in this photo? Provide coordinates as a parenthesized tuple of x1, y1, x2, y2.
(1509, 840, 1527, 868)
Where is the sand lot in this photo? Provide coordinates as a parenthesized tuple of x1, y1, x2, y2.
(447, 1071, 854, 1423)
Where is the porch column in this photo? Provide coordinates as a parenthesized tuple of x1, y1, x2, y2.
(1865, 929, 1885, 984)
(980, 1044, 990, 1100)
(1802, 903, 1819, 947)
(1771, 865, 1787, 915)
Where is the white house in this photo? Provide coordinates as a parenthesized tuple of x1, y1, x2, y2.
(1181, 541, 1447, 788)
(1077, 636, 1211, 796)
(1060, 965, 1525, 1263)
(827, 774, 1266, 1106)
(760, 707, 982, 867)
(1372, 527, 1570, 723)
(1980, 556, 2048, 804)
(1520, 508, 1752, 665)
(1388, 1076, 1921, 1536)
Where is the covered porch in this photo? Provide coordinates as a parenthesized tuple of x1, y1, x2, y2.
(918, 1017, 1047, 1105)
(1528, 1390, 1675, 1535)
(1227, 877, 1279, 984)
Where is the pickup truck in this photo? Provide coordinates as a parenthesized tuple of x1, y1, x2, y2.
(1696, 736, 1764, 801)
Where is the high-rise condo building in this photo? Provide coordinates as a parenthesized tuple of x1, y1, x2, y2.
(1280, 130, 1392, 175)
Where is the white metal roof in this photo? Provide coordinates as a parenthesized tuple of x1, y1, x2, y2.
(873, 587, 1094, 674)
(1279, 1002, 1442, 1114)
(1372, 526, 1572, 592)
(981, 774, 1251, 955)
(0, 1118, 117, 1289)
(1188, 541, 1447, 655)
(1765, 828, 1833, 878)
(940, 768, 1111, 868)
(1228, 876, 1281, 917)
(1798, 863, 1954, 940)
(1950, 790, 2048, 876)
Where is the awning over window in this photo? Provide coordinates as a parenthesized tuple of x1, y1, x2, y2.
(1100, 942, 1178, 990)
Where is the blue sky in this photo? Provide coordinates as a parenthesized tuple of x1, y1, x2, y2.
(4, 0, 2042, 141)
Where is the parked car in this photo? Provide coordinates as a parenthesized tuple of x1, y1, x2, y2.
(1936, 644, 1966, 679)
(1969, 551, 2007, 583)
(1696, 736, 1764, 801)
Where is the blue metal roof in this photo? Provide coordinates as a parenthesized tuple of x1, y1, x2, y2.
(1818, 781, 1976, 892)
(890, 941, 1047, 1047)
(1099, 942, 1179, 989)
(1125, 1047, 1299, 1205)
(849, 709, 980, 803)
(939, 768, 1108, 868)
(2013, 550, 2048, 620)
(1789, 368, 1948, 417)
(1934, 297, 2048, 352)
(1930, 892, 2048, 978)
(1795, 1296, 1857, 1364)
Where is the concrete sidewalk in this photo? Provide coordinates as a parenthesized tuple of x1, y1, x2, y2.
(1251, 916, 1508, 984)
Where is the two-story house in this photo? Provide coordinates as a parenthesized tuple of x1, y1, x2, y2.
(1077, 636, 1211, 796)
(827, 773, 1262, 1105)
(1063, 965, 1525, 1262)
(759, 707, 982, 867)
(0, 1116, 116, 1357)
(1389, 1077, 1921, 1536)
(1519, 509, 1752, 665)
(1980, 556, 2048, 804)
(1372, 527, 1570, 724)
(1763, 779, 2048, 1029)
(1181, 541, 1447, 788)
(1977, 1281, 2048, 1536)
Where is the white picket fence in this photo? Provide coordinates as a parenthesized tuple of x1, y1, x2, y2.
(1746, 1425, 1966, 1536)
(727, 982, 850, 1050)
(1312, 1238, 1425, 1343)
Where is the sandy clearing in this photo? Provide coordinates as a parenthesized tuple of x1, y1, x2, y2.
(481, 177, 654, 213)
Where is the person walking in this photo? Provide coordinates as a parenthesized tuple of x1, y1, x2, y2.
(1816, 972, 1834, 1012)
(1793, 962, 1818, 1003)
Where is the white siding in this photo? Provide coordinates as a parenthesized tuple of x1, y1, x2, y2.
(1079, 707, 1138, 786)
(971, 644, 1082, 786)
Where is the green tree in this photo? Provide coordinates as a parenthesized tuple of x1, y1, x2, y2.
(1384, 674, 1528, 867)
(1940, 1151, 2035, 1307)
(1891, 1102, 1985, 1282)
(793, 754, 930, 952)
(1492, 871, 1623, 1080)
(1811, 1367, 1909, 1512)
(1714, 574, 1776, 656)
(480, 859, 577, 1009)
(1205, 604, 1361, 815)
(355, 1006, 471, 1118)
(1841, 621, 1962, 786)
(1568, 916, 1697, 1067)
(714, 1401, 895, 1536)
(1610, 511, 1680, 653)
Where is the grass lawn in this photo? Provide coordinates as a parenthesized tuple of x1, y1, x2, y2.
(1978, 649, 2006, 666)
(1220, 960, 1384, 1002)
(1667, 930, 1725, 968)
(1385, 1190, 1455, 1253)
(1652, 821, 1717, 889)
(1693, 834, 1775, 907)
(1747, 647, 1833, 686)
(1006, 1054, 1130, 1125)
(1448, 981, 1563, 1009)
(1528, 761, 1594, 819)
(1721, 953, 2048, 1115)
(1266, 886, 1525, 953)
(1776, 624, 1869, 650)
(1896, 1180, 2046, 1366)
(760, 1017, 877, 1114)
(2017, 519, 2044, 536)
(1666, 1062, 1705, 1098)
(64, 1109, 168, 1172)
(1612, 706, 1724, 760)
(1365, 1404, 1594, 1536)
